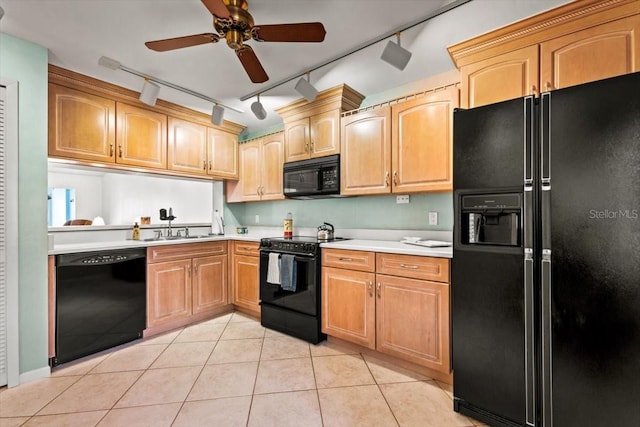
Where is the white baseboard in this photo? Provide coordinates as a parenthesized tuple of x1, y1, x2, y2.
(16, 365, 51, 386)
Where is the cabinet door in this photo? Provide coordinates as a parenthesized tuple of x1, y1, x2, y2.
(340, 107, 392, 196)
(260, 133, 285, 201)
(147, 259, 192, 327)
(376, 274, 450, 373)
(284, 118, 310, 162)
(167, 117, 208, 176)
(48, 84, 116, 162)
(540, 14, 640, 91)
(116, 103, 167, 169)
(321, 266, 376, 349)
(460, 45, 539, 109)
(192, 255, 228, 314)
(391, 87, 458, 193)
(310, 110, 340, 158)
(231, 254, 260, 316)
(207, 128, 238, 179)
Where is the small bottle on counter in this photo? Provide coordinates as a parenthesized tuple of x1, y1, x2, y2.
(132, 222, 140, 241)
(284, 212, 293, 239)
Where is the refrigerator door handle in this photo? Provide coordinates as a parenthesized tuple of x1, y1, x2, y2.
(524, 96, 534, 185)
(542, 251, 553, 427)
(541, 92, 551, 185)
(524, 253, 536, 427)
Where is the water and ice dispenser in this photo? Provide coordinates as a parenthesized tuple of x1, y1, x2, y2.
(460, 193, 522, 246)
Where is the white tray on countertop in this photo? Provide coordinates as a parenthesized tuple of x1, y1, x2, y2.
(401, 238, 452, 248)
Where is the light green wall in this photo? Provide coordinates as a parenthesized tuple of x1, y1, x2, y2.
(0, 34, 49, 375)
(224, 192, 453, 231)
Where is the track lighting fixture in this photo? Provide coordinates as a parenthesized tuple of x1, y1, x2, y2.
(139, 78, 161, 106)
(98, 56, 243, 116)
(294, 72, 318, 102)
(211, 104, 225, 126)
(251, 94, 267, 120)
(381, 32, 412, 71)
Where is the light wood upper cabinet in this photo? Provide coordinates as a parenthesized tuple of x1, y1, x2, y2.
(391, 87, 458, 193)
(207, 128, 238, 179)
(340, 86, 457, 196)
(459, 45, 539, 108)
(449, 0, 640, 107)
(340, 107, 392, 196)
(48, 84, 116, 162)
(116, 103, 167, 169)
(284, 118, 310, 162)
(225, 133, 284, 203)
(310, 110, 341, 158)
(167, 117, 208, 175)
(540, 14, 640, 91)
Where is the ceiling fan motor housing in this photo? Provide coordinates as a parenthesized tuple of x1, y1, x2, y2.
(215, 0, 254, 50)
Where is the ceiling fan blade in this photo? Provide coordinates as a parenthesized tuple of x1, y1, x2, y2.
(252, 23, 326, 42)
(236, 46, 268, 83)
(145, 33, 220, 52)
(201, 0, 230, 19)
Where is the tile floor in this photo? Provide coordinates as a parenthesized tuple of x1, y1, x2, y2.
(0, 312, 487, 427)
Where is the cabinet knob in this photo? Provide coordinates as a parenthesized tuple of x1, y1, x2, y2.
(385, 172, 390, 187)
(393, 171, 398, 186)
(376, 282, 381, 298)
(368, 281, 373, 297)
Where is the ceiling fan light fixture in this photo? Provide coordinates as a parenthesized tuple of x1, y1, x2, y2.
(294, 73, 318, 102)
(139, 79, 161, 106)
(381, 32, 412, 71)
(251, 94, 267, 120)
(211, 104, 225, 126)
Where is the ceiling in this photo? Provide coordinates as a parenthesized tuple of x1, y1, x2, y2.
(0, 0, 570, 135)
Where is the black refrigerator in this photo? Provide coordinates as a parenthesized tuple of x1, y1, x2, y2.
(452, 72, 640, 427)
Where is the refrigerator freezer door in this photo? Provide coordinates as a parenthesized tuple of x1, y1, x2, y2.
(543, 72, 640, 427)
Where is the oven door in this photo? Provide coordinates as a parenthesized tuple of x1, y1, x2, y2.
(259, 250, 319, 316)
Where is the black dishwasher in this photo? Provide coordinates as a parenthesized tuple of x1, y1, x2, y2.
(54, 248, 147, 366)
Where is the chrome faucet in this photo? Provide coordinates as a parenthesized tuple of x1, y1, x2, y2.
(159, 207, 177, 237)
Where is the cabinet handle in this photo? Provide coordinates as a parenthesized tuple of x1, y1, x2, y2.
(393, 171, 398, 186)
(385, 171, 390, 187)
(305, 142, 309, 153)
(339, 257, 353, 262)
(203, 160, 207, 170)
(545, 81, 552, 91)
(400, 263, 419, 269)
(531, 85, 537, 96)
(376, 282, 381, 298)
(118, 145, 123, 158)
(208, 160, 212, 171)
(187, 266, 191, 278)
(109, 144, 114, 157)
(310, 140, 314, 152)
(368, 281, 373, 297)
(194, 264, 198, 273)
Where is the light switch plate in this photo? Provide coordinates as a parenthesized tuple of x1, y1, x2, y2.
(396, 195, 410, 204)
(428, 211, 438, 225)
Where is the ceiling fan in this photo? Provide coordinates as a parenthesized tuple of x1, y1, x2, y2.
(145, 0, 326, 84)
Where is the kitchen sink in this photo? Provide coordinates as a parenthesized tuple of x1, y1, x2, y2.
(143, 234, 210, 242)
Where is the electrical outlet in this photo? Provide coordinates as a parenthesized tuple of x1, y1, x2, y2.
(428, 211, 438, 225)
(255, 214, 260, 224)
(396, 195, 410, 204)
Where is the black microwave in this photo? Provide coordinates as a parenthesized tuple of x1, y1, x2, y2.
(283, 154, 341, 199)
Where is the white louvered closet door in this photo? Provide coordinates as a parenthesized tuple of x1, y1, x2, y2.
(0, 86, 8, 386)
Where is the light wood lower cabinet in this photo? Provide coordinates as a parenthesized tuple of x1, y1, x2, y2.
(321, 248, 451, 374)
(146, 241, 229, 333)
(230, 241, 261, 317)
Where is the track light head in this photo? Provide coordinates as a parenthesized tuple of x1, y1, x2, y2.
(294, 75, 318, 102)
(211, 104, 225, 126)
(381, 33, 412, 71)
(139, 79, 160, 106)
(251, 95, 267, 120)
(98, 56, 121, 70)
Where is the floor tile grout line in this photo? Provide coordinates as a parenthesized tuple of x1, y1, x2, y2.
(308, 348, 326, 427)
(245, 326, 266, 427)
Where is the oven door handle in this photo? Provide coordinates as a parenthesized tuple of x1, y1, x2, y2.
(260, 249, 315, 258)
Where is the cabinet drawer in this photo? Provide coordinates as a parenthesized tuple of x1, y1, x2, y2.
(376, 253, 449, 282)
(233, 241, 260, 257)
(322, 249, 375, 272)
(147, 241, 227, 263)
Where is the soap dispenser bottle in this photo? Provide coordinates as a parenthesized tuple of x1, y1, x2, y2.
(132, 222, 140, 241)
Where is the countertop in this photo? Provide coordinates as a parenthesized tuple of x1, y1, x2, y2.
(50, 235, 452, 258)
(320, 239, 452, 258)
